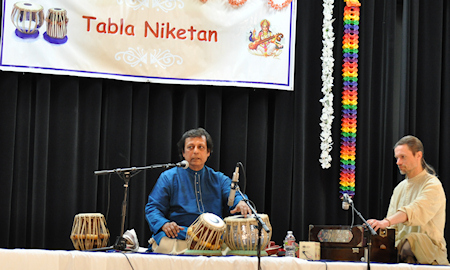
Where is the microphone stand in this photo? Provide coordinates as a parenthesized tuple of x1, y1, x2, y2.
(89, 162, 183, 252)
(236, 187, 270, 270)
(347, 198, 377, 270)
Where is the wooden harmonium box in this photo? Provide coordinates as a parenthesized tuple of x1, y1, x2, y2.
(308, 225, 397, 263)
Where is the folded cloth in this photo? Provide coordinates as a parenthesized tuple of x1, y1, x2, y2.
(148, 237, 187, 255)
(123, 229, 139, 252)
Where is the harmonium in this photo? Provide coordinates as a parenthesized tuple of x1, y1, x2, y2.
(309, 225, 397, 263)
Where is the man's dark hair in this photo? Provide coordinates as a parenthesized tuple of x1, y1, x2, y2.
(177, 128, 214, 159)
(394, 135, 436, 176)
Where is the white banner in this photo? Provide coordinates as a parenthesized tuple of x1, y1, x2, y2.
(1, 0, 297, 90)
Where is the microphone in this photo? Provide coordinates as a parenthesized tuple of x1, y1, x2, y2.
(176, 160, 189, 169)
(227, 164, 240, 207)
(342, 193, 352, 210)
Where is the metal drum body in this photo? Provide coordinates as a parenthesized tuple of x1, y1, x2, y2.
(224, 214, 272, 251)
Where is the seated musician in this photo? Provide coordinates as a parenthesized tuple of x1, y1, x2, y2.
(367, 135, 449, 265)
(145, 128, 250, 254)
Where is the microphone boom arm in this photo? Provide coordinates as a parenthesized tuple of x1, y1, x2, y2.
(94, 162, 187, 176)
(348, 200, 377, 236)
(236, 188, 270, 233)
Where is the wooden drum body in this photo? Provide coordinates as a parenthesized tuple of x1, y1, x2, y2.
(44, 7, 69, 44)
(224, 214, 272, 251)
(11, 1, 44, 38)
(70, 213, 110, 251)
(186, 213, 225, 251)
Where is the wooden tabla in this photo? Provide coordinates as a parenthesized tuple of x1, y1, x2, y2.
(224, 214, 272, 251)
(70, 213, 110, 251)
(11, 1, 44, 38)
(44, 7, 69, 44)
(186, 213, 225, 251)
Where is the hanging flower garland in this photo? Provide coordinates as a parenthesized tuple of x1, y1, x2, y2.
(340, 0, 360, 199)
(319, 0, 336, 169)
(225, 0, 293, 9)
(228, 0, 248, 7)
(267, 0, 293, 10)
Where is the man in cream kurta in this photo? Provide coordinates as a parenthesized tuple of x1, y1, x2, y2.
(368, 135, 449, 265)
(386, 169, 448, 264)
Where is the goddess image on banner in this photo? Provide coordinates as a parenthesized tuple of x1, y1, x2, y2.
(249, 19, 284, 58)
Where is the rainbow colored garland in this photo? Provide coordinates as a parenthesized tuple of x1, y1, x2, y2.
(340, 0, 360, 199)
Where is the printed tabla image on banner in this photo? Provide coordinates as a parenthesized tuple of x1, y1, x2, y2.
(0, 0, 297, 90)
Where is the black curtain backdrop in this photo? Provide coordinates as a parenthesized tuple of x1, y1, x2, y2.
(1, 0, 450, 256)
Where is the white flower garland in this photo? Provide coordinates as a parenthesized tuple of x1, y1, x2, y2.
(319, 0, 336, 169)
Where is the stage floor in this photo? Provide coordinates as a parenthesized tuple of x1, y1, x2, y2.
(1, 248, 449, 270)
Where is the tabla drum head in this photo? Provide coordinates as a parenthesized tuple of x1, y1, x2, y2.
(203, 213, 225, 228)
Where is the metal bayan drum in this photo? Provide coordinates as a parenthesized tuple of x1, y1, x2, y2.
(70, 213, 110, 250)
(11, 1, 44, 38)
(44, 7, 69, 44)
(224, 214, 272, 253)
(186, 213, 225, 251)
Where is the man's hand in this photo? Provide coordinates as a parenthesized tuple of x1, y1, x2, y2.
(367, 211, 407, 232)
(230, 200, 252, 217)
(367, 219, 390, 232)
(162, 221, 184, 238)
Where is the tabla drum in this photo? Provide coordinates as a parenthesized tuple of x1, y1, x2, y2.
(224, 214, 272, 255)
(185, 213, 225, 255)
(11, 1, 44, 39)
(70, 213, 110, 251)
(44, 7, 69, 44)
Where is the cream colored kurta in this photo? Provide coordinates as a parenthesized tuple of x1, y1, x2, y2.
(387, 169, 449, 265)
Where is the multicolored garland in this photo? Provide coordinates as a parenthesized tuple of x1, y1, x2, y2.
(340, 0, 360, 199)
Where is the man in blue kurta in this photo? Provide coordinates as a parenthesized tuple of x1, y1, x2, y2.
(145, 128, 250, 254)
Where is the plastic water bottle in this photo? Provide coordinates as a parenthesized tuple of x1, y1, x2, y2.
(284, 231, 296, 257)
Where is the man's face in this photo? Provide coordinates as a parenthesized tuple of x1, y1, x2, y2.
(182, 136, 210, 171)
(394, 144, 422, 177)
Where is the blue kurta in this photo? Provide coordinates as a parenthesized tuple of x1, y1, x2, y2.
(145, 166, 245, 244)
